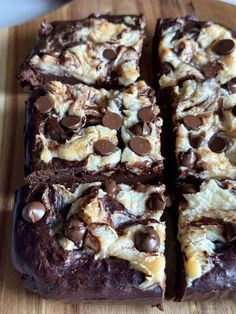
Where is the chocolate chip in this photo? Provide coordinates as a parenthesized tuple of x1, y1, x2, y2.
(22, 202, 46, 223)
(102, 181, 120, 196)
(161, 62, 174, 74)
(61, 115, 81, 130)
(202, 62, 222, 79)
(228, 78, 236, 94)
(232, 105, 236, 116)
(35, 96, 53, 113)
(183, 115, 202, 130)
(130, 121, 151, 137)
(129, 137, 151, 156)
(134, 227, 160, 253)
(177, 183, 200, 194)
(138, 106, 156, 122)
(223, 222, 236, 242)
(179, 149, 197, 167)
(212, 39, 235, 55)
(103, 49, 117, 60)
(64, 216, 87, 248)
(45, 116, 64, 142)
(188, 133, 204, 148)
(85, 232, 100, 252)
(134, 184, 148, 193)
(102, 112, 122, 130)
(94, 139, 116, 156)
(146, 193, 165, 211)
(208, 134, 228, 153)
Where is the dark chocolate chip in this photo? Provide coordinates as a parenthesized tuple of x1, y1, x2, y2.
(208, 134, 228, 153)
(103, 49, 117, 60)
(130, 121, 151, 137)
(228, 78, 236, 94)
(223, 222, 236, 242)
(129, 136, 151, 156)
(232, 105, 236, 116)
(64, 216, 87, 248)
(161, 62, 174, 74)
(61, 115, 81, 130)
(102, 112, 122, 130)
(134, 184, 148, 193)
(202, 62, 222, 79)
(179, 149, 197, 167)
(94, 139, 116, 156)
(188, 133, 204, 148)
(134, 227, 160, 253)
(177, 183, 200, 194)
(183, 115, 202, 130)
(45, 116, 64, 142)
(35, 96, 53, 113)
(138, 106, 156, 122)
(212, 39, 235, 55)
(102, 181, 120, 196)
(22, 202, 46, 223)
(85, 231, 100, 252)
(146, 193, 165, 211)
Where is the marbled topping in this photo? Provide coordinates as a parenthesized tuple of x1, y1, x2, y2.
(45, 182, 166, 289)
(35, 80, 163, 173)
(178, 179, 236, 286)
(158, 18, 236, 87)
(29, 16, 145, 86)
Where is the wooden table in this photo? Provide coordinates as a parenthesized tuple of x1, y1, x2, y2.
(0, 0, 236, 313)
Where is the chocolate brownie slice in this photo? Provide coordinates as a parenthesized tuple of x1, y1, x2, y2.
(12, 181, 166, 305)
(18, 14, 145, 90)
(25, 80, 163, 184)
(177, 179, 236, 300)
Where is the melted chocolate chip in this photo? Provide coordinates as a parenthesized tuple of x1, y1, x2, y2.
(22, 202, 46, 223)
(94, 139, 116, 156)
(138, 106, 156, 122)
(232, 105, 236, 116)
(188, 133, 204, 148)
(102, 112, 122, 130)
(161, 62, 174, 74)
(61, 116, 81, 130)
(130, 121, 151, 137)
(134, 184, 148, 193)
(208, 134, 228, 153)
(179, 149, 197, 167)
(129, 137, 151, 156)
(102, 181, 120, 196)
(183, 115, 202, 130)
(202, 62, 222, 79)
(146, 193, 165, 211)
(177, 183, 200, 194)
(103, 49, 117, 61)
(45, 116, 64, 142)
(85, 231, 100, 252)
(35, 96, 53, 113)
(134, 227, 160, 253)
(64, 216, 87, 248)
(212, 39, 235, 55)
(228, 78, 236, 94)
(223, 222, 236, 242)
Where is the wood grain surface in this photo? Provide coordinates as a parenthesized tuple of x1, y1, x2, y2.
(0, 0, 236, 313)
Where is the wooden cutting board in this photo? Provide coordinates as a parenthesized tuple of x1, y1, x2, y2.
(0, 0, 236, 313)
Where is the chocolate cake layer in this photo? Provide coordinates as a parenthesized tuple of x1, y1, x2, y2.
(12, 182, 166, 305)
(25, 80, 163, 184)
(18, 14, 145, 90)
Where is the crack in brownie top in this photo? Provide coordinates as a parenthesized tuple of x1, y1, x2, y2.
(30, 80, 163, 175)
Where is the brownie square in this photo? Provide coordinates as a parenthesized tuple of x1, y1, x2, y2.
(174, 78, 236, 180)
(154, 16, 236, 89)
(25, 80, 163, 184)
(177, 179, 236, 300)
(12, 181, 166, 305)
(18, 14, 145, 90)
